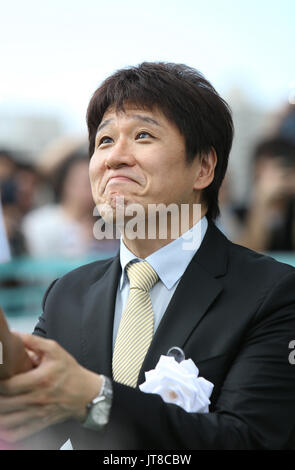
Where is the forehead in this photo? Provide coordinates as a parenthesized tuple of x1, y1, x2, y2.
(97, 104, 179, 135)
(102, 104, 161, 121)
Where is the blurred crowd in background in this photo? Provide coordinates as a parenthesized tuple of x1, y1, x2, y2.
(0, 0, 293, 332)
(217, 103, 295, 252)
(0, 97, 294, 329)
(0, 137, 120, 260)
(0, 102, 295, 261)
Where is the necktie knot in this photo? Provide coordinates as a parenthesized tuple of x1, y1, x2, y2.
(126, 261, 159, 292)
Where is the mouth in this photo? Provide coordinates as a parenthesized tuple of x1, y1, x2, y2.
(105, 175, 138, 190)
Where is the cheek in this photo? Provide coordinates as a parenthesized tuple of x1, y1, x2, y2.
(89, 156, 103, 186)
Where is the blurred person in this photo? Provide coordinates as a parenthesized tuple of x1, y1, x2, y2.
(22, 146, 119, 257)
(1, 178, 27, 257)
(0, 150, 35, 257)
(0, 62, 294, 451)
(0, 149, 16, 183)
(14, 162, 41, 217)
(0, 149, 41, 215)
(277, 104, 295, 145)
(0, 198, 10, 263)
(236, 137, 295, 252)
(37, 136, 87, 180)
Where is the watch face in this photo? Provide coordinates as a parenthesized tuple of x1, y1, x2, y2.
(92, 404, 104, 422)
(84, 377, 113, 429)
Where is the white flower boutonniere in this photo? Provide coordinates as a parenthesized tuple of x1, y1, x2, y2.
(139, 354, 214, 413)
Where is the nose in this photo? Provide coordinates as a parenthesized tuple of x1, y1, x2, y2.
(105, 138, 135, 169)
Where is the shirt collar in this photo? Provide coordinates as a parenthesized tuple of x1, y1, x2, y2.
(119, 216, 208, 290)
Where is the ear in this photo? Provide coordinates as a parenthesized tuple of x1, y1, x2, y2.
(193, 147, 217, 190)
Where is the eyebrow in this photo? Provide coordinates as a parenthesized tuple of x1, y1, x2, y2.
(96, 114, 161, 134)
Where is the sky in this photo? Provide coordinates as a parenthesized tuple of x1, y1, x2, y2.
(1, 0, 294, 133)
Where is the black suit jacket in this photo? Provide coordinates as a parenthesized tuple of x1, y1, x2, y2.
(30, 221, 295, 449)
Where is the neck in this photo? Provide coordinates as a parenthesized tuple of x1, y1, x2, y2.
(122, 205, 207, 259)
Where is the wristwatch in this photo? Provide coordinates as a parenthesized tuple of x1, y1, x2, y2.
(83, 375, 113, 431)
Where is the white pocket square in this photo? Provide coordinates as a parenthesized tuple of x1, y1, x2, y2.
(139, 354, 214, 413)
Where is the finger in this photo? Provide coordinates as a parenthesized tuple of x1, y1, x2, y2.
(0, 391, 41, 413)
(16, 334, 58, 355)
(26, 349, 41, 367)
(0, 366, 46, 396)
(10, 330, 38, 360)
(0, 408, 39, 430)
(11, 333, 44, 366)
(18, 334, 72, 365)
(0, 403, 66, 444)
(0, 413, 60, 444)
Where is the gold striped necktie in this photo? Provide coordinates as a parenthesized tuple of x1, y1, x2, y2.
(112, 261, 159, 387)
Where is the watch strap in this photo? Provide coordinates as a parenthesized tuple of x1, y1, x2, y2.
(83, 375, 113, 431)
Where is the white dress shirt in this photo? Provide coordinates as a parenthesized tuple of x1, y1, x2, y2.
(112, 216, 208, 349)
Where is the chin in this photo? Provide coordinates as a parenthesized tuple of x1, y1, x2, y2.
(97, 204, 115, 224)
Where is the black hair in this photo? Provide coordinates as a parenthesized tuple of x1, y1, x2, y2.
(253, 137, 295, 167)
(87, 62, 234, 219)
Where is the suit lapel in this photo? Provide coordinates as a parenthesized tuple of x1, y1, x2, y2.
(79, 222, 229, 385)
(137, 221, 229, 385)
(80, 256, 121, 376)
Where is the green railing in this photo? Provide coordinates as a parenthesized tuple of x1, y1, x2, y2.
(0, 252, 294, 324)
(0, 254, 115, 320)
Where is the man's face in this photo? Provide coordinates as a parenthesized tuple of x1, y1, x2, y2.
(89, 105, 202, 220)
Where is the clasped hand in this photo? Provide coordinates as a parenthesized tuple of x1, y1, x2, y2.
(0, 334, 102, 443)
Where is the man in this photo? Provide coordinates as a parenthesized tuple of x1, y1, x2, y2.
(0, 62, 295, 450)
(236, 137, 295, 251)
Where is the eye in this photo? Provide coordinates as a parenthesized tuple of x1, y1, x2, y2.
(136, 131, 153, 140)
(98, 136, 113, 146)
